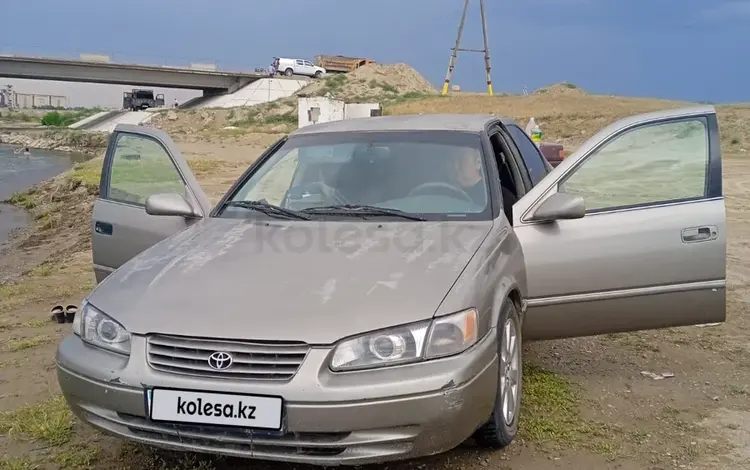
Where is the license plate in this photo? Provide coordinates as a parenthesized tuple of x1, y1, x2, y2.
(148, 388, 283, 430)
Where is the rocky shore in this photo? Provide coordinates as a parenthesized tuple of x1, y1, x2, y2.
(0, 129, 108, 156)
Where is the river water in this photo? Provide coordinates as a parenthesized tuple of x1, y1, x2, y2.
(0, 145, 90, 247)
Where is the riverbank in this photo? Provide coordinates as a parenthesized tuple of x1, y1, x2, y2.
(0, 129, 108, 156)
(0, 145, 94, 245)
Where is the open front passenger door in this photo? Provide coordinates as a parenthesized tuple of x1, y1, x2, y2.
(513, 106, 726, 340)
(92, 124, 210, 283)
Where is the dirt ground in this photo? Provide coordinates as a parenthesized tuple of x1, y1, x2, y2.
(2, 88, 750, 470)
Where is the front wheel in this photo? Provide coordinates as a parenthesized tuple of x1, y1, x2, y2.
(473, 300, 522, 449)
(314, 71, 323, 78)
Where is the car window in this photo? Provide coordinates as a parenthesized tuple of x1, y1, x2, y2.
(507, 125, 548, 186)
(304, 61, 313, 66)
(244, 149, 300, 206)
(559, 118, 708, 212)
(225, 132, 491, 221)
(296, 60, 304, 65)
(108, 134, 185, 205)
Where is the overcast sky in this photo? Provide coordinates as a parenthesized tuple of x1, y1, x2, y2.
(1, 0, 747, 106)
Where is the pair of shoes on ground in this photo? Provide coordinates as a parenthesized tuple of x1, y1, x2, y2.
(51, 305, 77, 324)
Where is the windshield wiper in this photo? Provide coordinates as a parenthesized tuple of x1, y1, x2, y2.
(224, 200, 311, 220)
(302, 204, 426, 221)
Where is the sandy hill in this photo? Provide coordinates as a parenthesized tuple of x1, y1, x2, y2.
(297, 63, 436, 100)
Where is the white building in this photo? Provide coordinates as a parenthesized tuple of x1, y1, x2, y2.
(297, 97, 382, 128)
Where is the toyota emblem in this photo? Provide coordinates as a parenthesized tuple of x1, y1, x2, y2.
(207, 351, 233, 371)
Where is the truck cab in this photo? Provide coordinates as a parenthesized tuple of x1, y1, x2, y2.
(123, 89, 165, 111)
(276, 58, 326, 78)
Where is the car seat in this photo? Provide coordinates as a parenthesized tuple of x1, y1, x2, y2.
(334, 146, 391, 204)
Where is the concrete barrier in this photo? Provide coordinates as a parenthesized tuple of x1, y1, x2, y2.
(68, 110, 126, 130)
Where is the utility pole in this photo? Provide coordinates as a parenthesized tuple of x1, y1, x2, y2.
(441, 0, 494, 96)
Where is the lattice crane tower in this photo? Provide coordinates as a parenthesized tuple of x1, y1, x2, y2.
(441, 0, 494, 96)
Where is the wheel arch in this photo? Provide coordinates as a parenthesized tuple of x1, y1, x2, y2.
(507, 288, 523, 316)
(489, 282, 525, 331)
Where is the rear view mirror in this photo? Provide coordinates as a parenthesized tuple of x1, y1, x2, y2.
(530, 192, 585, 222)
(145, 193, 198, 218)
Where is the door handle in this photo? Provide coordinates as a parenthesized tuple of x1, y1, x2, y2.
(681, 226, 716, 243)
(95, 221, 113, 236)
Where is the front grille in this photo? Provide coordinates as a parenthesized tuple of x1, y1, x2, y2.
(118, 413, 349, 457)
(146, 335, 309, 381)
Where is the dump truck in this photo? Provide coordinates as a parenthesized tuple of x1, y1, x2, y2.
(122, 89, 165, 111)
(314, 55, 375, 73)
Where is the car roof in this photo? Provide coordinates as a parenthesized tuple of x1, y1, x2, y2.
(290, 114, 518, 136)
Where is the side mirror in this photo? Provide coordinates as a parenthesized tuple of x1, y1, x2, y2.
(145, 193, 198, 218)
(530, 192, 585, 222)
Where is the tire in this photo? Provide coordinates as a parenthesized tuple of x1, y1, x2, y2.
(473, 300, 522, 449)
(314, 71, 323, 78)
(284, 68, 294, 77)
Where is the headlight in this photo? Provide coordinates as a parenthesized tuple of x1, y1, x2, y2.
(72, 300, 131, 356)
(330, 308, 478, 372)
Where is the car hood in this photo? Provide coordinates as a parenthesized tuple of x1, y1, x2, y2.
(89, 218, 491, 344)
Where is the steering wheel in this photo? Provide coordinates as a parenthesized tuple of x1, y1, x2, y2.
(407, 181, 473, 203)
(303, 182, 351, 205)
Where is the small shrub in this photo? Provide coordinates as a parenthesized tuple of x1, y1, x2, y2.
(40, 111, 65, 126)
(379, 83, 399, 94)
(40, 109, 101, 127)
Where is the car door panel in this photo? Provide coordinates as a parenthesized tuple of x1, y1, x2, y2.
(519, 199, 725, 339)
(513, 105, 726, 340)
(92, 201, 197, 282)
(303, 61, 314, 75)
(92, 124, 209, 283)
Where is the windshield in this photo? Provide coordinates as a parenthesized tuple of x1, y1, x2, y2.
(134, 91, 154, 99)
(221, 131, 491, 221)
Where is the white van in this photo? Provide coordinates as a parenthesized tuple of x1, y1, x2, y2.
(277, 58, 326, 78)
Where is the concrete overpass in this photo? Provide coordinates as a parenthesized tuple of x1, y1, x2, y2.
(0, 55, 270, 95)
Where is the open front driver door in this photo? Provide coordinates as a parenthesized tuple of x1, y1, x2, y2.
(513, 106, 725, 340)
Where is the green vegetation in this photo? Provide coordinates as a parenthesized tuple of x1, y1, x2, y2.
(521, 364, 616, 454)
(40, 109, 100, 127)
(0, 318, 47, 332)
(53, 445, 101, 469)
(7, 191, 37, 209)
(0, 456, 37, 470)
(0, 110, 39, 123)
(232, 105, 296, 128)
(0, 282, 34, 313)
(70, 158, 103, 187)
(4, 335, 53, 353)
(0, 396, 73, 445)
(315, 73, 348, 96)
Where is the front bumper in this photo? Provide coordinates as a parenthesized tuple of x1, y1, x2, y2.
(57, 331, 498, 466)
